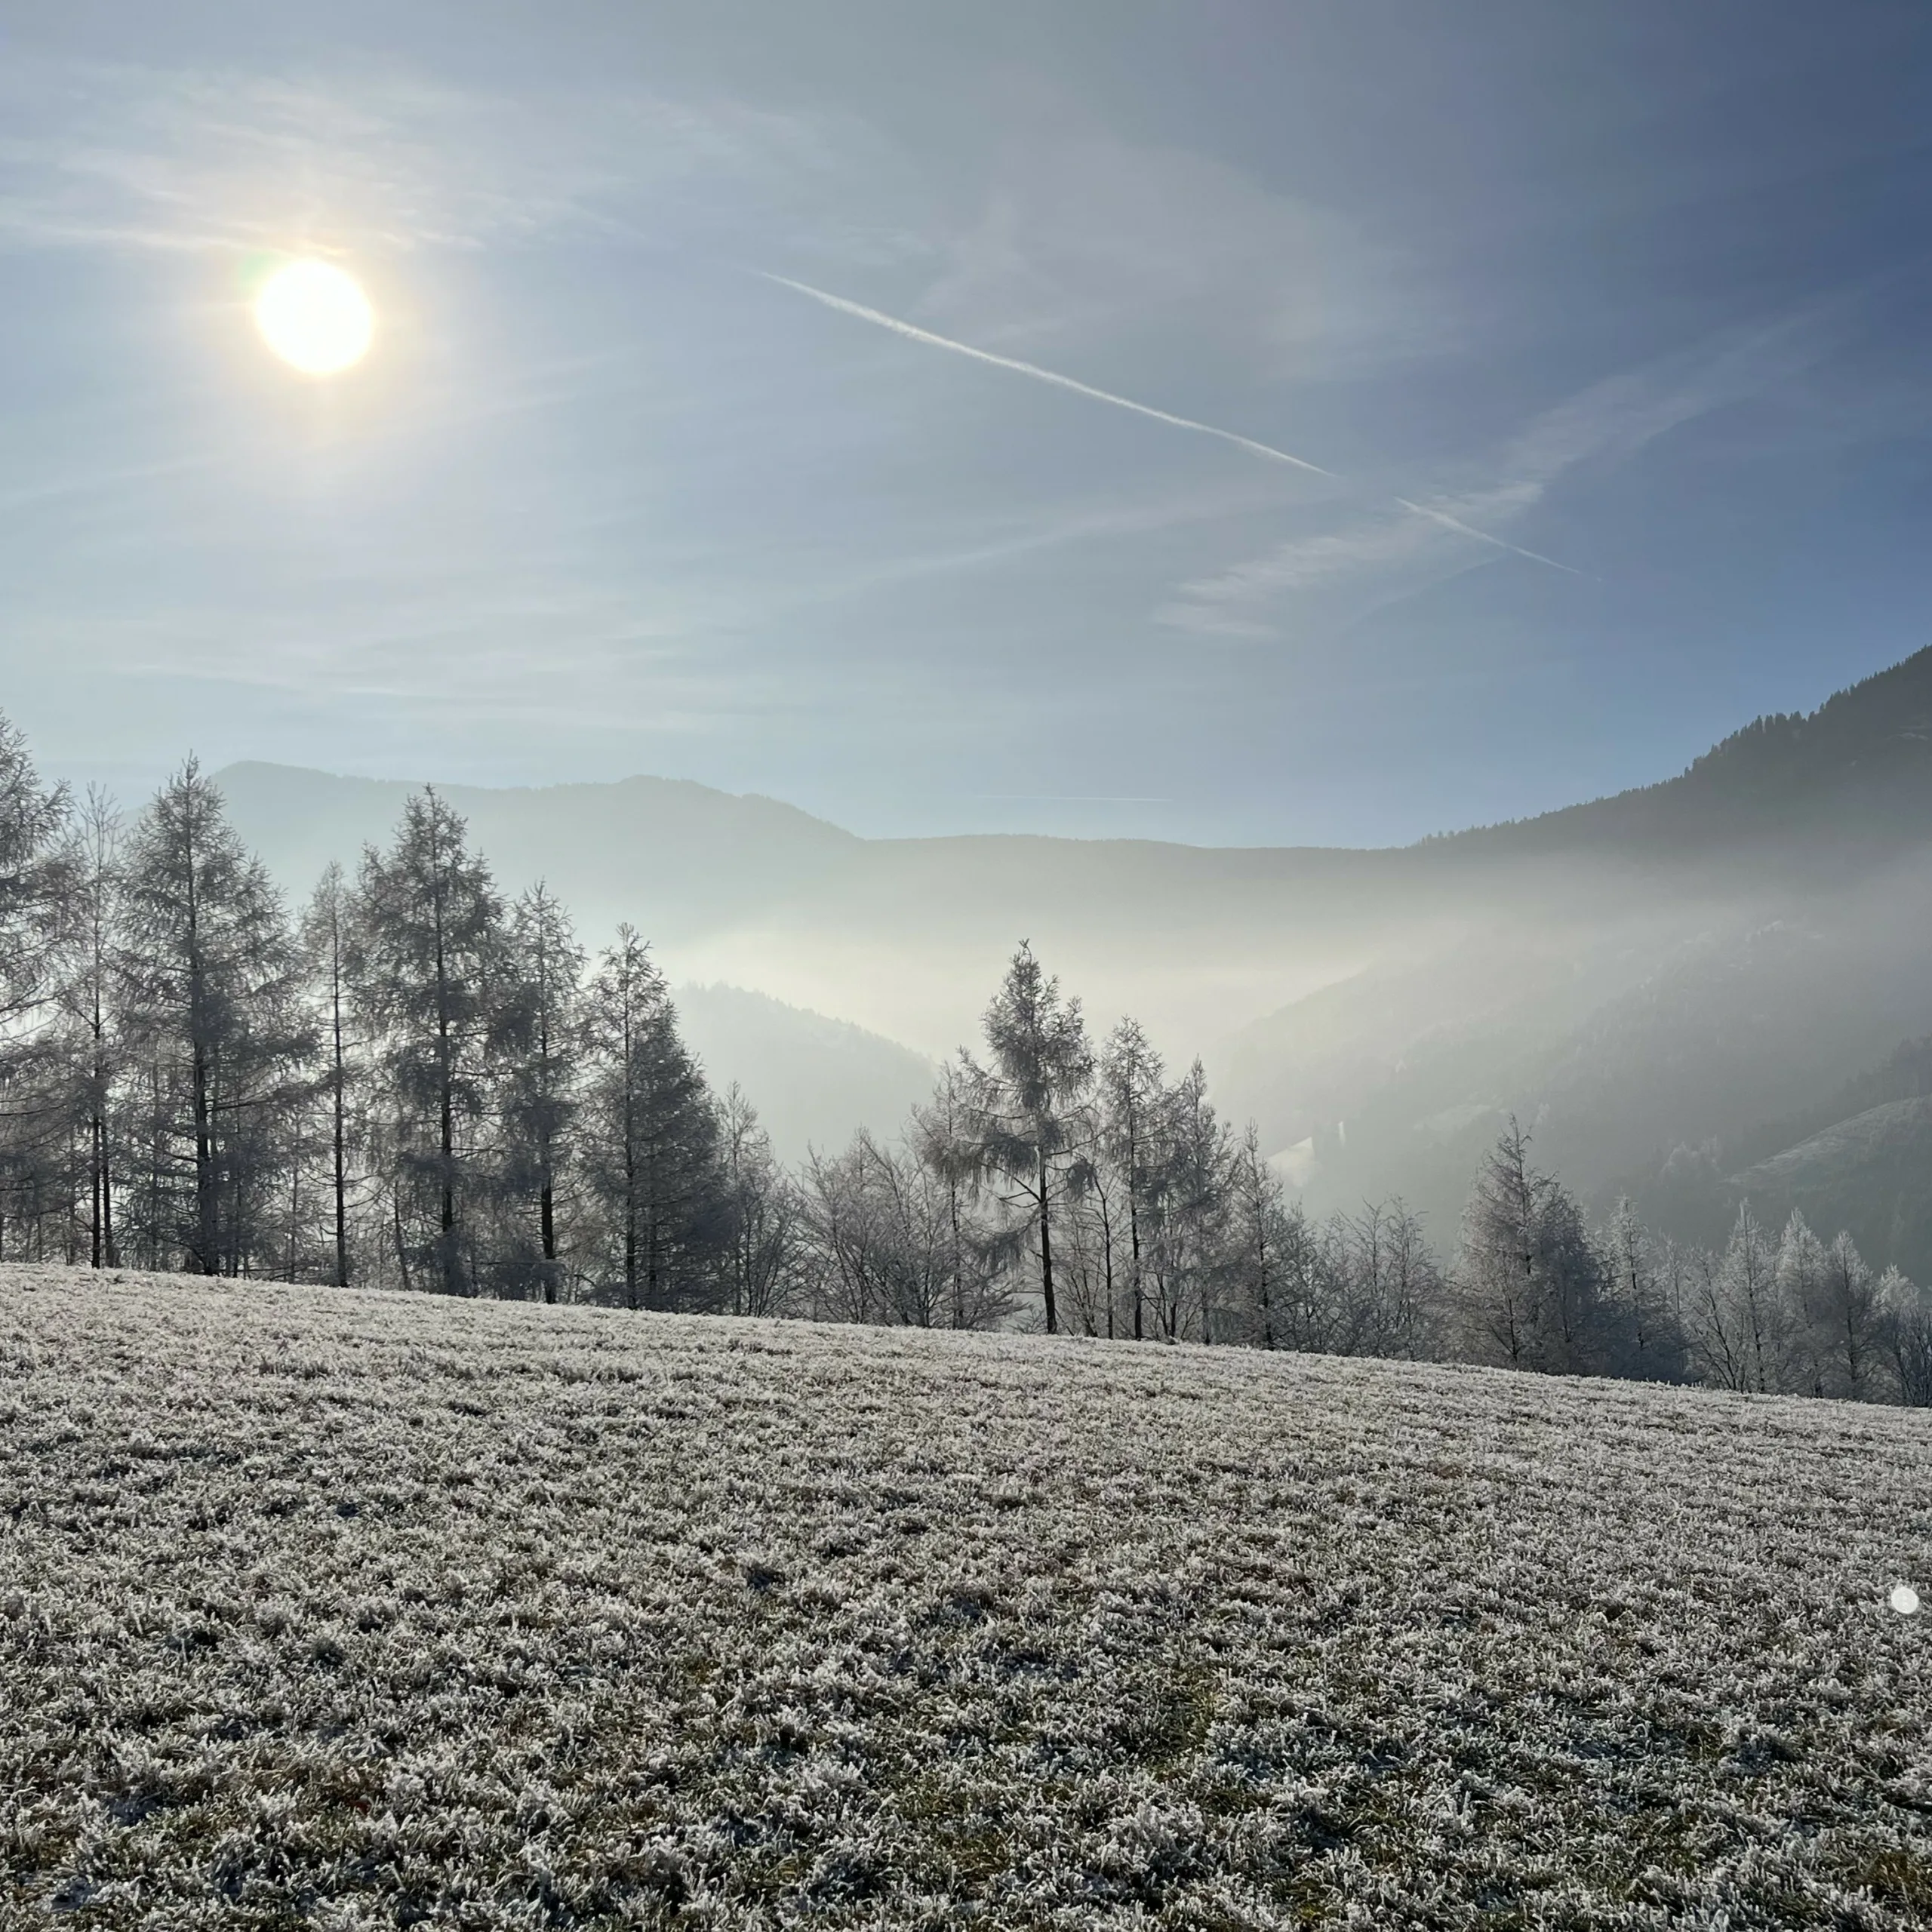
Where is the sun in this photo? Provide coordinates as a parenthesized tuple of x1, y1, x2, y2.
(254, 260, 375, 377)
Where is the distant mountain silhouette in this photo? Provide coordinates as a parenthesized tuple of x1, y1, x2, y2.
(212, 762, 857, 947)
(213, 645, 1932, 1271)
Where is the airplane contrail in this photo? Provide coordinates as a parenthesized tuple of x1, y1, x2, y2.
(761, 272, 1334, 478)
(761, 271, 1583, 578)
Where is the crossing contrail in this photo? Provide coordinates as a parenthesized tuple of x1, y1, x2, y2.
(1391, 498, 1581, 575)
(761, 271, 1583, 577)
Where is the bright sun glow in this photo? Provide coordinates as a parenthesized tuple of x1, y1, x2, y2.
(254, 260, 375, 377)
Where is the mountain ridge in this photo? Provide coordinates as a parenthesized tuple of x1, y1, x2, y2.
(220, 641, 1932, 868)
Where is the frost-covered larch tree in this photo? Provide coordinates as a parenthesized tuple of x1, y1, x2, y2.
(1144, 1059, 1233, 1343)
(57, 789, 127, 1270)
(937, 943, 1094, 1336)
(1455, 1119, 1614, 1375)
(1775, 1211, 1834, 1397)
(119, 759, 313, 1277)
(1690, 1204, 1783, 1393)
(300, 862, 361, 1289)
(1813, 1228, 1882, 1401)
(1880, 1266, 1932, 1406)
(912, 1060, 1004, 1331)
(1099, 1018, 1164, 1341)
(1457, 1118, 1545, 1367)
(1229, 1121, 1284, 1349)
(497, 882, 584, 1304)
(718, 1084, 798, 1318)
(1601, 1195, 1686, 1380)
(0, 713, 71, 1051)
(354, 790, 509, 1297)
(0, 718, 75, 1256)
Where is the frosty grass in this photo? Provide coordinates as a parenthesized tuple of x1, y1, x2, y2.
(3, 1263, 1930, 1928)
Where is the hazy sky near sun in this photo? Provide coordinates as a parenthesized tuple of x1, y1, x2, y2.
(3, 1, 1930, 844)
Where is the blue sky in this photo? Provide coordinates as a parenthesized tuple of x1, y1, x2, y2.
(3, 1, 1930, 843)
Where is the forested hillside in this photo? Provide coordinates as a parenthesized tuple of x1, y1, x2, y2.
(1453, 645, 1932, 857)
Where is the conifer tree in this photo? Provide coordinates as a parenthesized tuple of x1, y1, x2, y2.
(1880, 1267, 1932, 1406)
(1775, 1210, 1833, 1396)
(63, 790, 126, 1269)
(300, 863, 359, 1288)
(1687, 1204, 1782, 1392)
(1100, 1018, 1164, 1341)
(1601, 1196, 1685, 1380)
(119, 760, 311, 1275)
(1230, 1121, 1284, 1349)
(938, 943, 1093, 1335)
(1146, 1059, 1232, 1342)
(499, 882, 583, 1303)
(355, 791, 509, 1296)
(1456, 1118, 1611, 1374)
(1815, 1228, 1881, 1401)
(0, 718, 74, 1254)
(580, 926, 724, 1310)
(912, 1060, 1004, 1331)
(0, 713, 70, 1045)
(718, 1084, 797, 1318)
(1456, 1118, 1545, 1367)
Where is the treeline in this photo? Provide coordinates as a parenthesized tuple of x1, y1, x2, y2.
(802, 947, 1932, 1407)
(0, 708, 1429, 1343)
(2, 714, 1927, 1406)
(0, 727, 753, 1306)
(1455, 1122, 1932, 1405)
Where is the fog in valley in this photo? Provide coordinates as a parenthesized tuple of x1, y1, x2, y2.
(220, 645, 1932, 1281)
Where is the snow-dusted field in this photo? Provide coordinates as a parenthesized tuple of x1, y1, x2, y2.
(3, 1266, 1929, 1929)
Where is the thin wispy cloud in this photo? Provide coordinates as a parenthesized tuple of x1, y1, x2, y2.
(761, 272, 1579, 577)
(768, 488, 1284, 612)
(0, 453, 224, 515)
(0, 58, 828, 259)
(1158, 312, 1841, 640)
(1155, 515, 1448, 640)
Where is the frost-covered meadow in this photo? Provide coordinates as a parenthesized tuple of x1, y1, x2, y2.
(3, 1264, 1930, 1928)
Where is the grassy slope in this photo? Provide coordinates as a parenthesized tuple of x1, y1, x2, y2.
(3, 1267, 1930, 1930)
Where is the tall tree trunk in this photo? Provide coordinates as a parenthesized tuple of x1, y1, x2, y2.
(538, 967, 558, 1302)
(947, 1172, 964, 1330)
(286, 1162, 300, 1281)
(1038, 1147, 1057, 1336)
(331, 945, 349, 1288)
(392, 1183, 412, 1294)
(187, 849, 218, 1277)
(623, 996, 638, 1311)
(90, 1117, 105, 1269)
(1255, 1200, 1273, 1350)
(540, 1168, 556, 1304)
(432, 841, 458, 1295)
